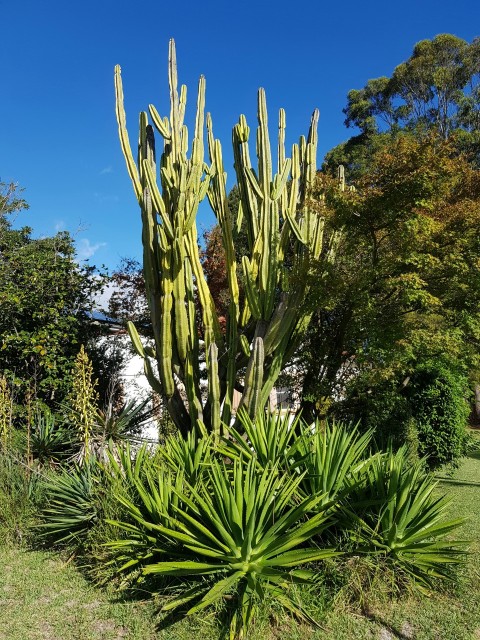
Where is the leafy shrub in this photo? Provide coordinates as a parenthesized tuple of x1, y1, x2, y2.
(332, 361, 470, 468)
(407, 362, 470, 468)
(332, 375, 412, 448)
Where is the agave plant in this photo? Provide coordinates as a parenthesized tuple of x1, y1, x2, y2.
(40, 461, 100, 546)
(344, 447, 466, 591)
(29, 410, 72, 466)
(293, 421, 373, 507)
(108, 455, 340, 636)
(221, 408, 306, 472)
(160, 429, 213, 486)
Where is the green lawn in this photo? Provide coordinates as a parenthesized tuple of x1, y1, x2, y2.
(1, 449, 479, 640)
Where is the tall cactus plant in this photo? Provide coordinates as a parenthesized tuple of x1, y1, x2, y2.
(115, 40, 338, 437)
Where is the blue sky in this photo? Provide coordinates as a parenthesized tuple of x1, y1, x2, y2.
(1, 0, 479, 271)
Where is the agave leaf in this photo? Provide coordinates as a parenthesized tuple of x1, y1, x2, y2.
(144, 560, 224, 576)
(187, 571, 245, 614)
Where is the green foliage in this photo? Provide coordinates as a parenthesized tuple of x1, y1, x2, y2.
(108, 454, 338, 636)
(99, 412, 465, 636)
(0, 183, 112, 416)
(221, 409, 303, 471)
(294, 421, 373, 507)
(301, 135, 480, 464)
(94, 397, 155, 445)
(326, 35, 480, 179)
(346, 447, 466, 592)
(29, 409, 72, 466)
(343, 35, 480, 140)
(0, 452, 45, 545)
(40, 461, 100, 546)
(160, 428, 213, 485)
(407, 363, 471, 468)
(0, 375, 13, 451)
(335, 361, 471, 469)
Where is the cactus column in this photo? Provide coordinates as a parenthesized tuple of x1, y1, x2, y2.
(115, 40, 338, 437)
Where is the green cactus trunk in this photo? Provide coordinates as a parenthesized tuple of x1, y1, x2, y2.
(115, 40, 339, 436)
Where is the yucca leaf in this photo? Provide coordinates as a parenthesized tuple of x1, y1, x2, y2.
(187, 571, 245, 614)
(144, 560, 224, 576)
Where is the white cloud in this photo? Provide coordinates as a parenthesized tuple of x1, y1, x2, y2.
(76, 238, 107, 261)
(54, 220, 65, 232)
(93, 191, 120, 203)
(100, 165, 113, 175)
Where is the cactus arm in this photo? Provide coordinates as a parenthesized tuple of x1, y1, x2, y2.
(242, 256, 262, 320)
(172, 243, 188, 364)
(127, 321, 145, 357)
(168, 39, 181, 164)
(257, 89, 273, 195)
(114, 65, 142, 201)
(158, 247, 175, 398)
(258, 332, 291, 411)
(148, 104, 171, 139)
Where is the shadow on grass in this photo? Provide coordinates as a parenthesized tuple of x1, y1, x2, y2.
(436, 477, 480, 487)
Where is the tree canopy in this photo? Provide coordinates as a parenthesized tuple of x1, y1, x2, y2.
(300, 135, 480, 452)
(324, 34, 480, 177)
(0, 182, 115, 414)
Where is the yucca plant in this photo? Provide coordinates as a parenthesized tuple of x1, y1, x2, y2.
(94, 398, 156, 444)
(344, 447, 466, 591)
(104, 441, 156, 487)
(29, 409, 72, 466)
(293, 421, 373, 507)
(221, 409, 306, 472)
(108, 455, 341, 637)
(160, 429, 213, 486)
(40, 460, 100, 546)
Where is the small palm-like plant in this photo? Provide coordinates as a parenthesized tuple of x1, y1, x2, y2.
(108, 456, 340, 636)
(221, 409, 305, 471)
(345, 447, 466, 591)
(41, 461, 99, 545)
(29, 410, 71, 466)
(294, 421, 373, 506)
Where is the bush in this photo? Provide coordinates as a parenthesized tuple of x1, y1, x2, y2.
(332, 361, 471, 469)
(107, 452, 339, 636)
(331, 375, 413, 449)
(102, 413, 466, 636)
(406, 362, 470, 469)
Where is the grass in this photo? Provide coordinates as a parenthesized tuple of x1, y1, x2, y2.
(1, 445, 479, 639)
(0, 547, 159, 640)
